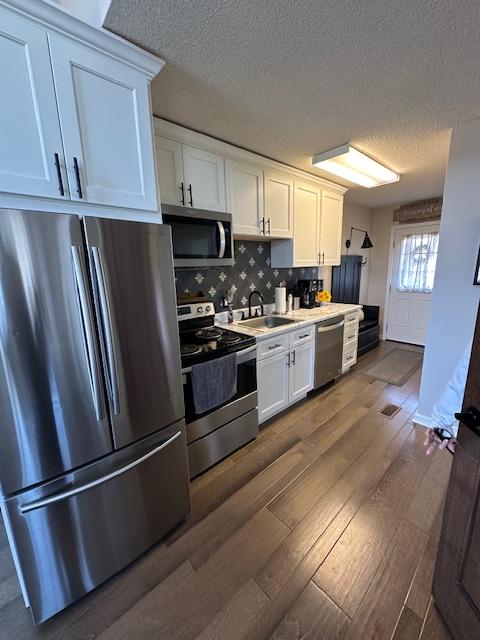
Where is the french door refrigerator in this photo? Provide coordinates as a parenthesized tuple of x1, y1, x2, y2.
(0, 210, 191, 624)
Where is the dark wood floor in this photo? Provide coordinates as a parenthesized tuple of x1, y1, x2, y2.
(0, 341, 454, 640)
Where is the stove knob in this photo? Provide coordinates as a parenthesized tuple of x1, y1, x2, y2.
(197, 306, 204, 313)
(205, 305, 211, 312)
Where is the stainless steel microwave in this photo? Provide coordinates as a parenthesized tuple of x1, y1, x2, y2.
(161, 204, 234, 268)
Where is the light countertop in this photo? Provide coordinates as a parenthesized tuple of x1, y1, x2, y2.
(216, 303, 362, 342)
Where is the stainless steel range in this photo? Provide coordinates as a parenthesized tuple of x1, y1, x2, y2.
(178, 298, 258, 477)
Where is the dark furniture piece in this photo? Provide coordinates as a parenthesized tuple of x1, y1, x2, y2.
(331, 255, 362, 304)
(357, 305, 380, 356)
(331, 256, 380, 356)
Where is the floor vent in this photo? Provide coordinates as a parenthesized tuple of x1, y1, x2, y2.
(380, 403, 401, 419)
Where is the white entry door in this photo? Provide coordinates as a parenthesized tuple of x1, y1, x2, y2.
(386, 223, 440, 345)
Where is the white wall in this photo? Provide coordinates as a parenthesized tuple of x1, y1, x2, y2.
(366, 205, 396, 329)
(324, 201, 372, 301)
(341, 201, 373, 304)
(54, 0, 111, 26)
(416, 120, 480, 425)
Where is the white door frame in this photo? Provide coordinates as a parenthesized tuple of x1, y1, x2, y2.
(383, 221, 440, 341)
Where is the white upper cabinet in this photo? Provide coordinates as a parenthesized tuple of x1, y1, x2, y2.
(264, 170, 294, 238)
(319, 191, 343, 266)
(0, 2, 162, 215)
(0, 9, 68, 200)
(292, 180, 321, 266)
(48, 33, 158, 211)
(182, 145, 226, 212)
(226, 159, 264, 236)
(155, 136, 184, 206)
(153, 118, 346, 242)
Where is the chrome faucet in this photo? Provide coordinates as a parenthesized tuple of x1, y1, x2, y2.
(248, 290, 264, 318)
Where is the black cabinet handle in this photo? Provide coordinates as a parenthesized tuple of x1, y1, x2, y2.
(54, 153, 65, 196)
(292, 349, 296, 365)
(455, 407, 480, 435)
(267, 218, 271, 234)
(180, 182, 185, 205)
(268, 343, 281, 350)
(188, 184, 193, 206)
(73, 157, 83, 199)
(261, 217, 265, 234)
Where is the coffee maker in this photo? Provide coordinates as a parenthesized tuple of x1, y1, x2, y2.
(297, 279, 323, 309)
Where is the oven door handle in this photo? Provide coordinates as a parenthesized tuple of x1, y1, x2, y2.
(182, 345, 256, 375)
(217, 221, 226, 259)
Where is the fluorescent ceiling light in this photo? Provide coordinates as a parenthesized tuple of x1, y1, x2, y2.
(312, 144, 400, 188)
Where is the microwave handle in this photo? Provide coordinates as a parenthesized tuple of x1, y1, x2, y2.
(217, 221, 226, 259)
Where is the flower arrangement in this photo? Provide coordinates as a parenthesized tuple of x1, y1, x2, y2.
(317, 290, 332, 305)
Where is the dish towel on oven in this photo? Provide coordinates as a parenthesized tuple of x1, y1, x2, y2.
(191, 353, 238, 414)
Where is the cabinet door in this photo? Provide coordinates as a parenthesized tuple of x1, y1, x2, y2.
(319, 191, 343, 266)
(293, 179, 321, 266)
(0, 9, 67, 199)
(226, 159, 263, 236)
(155, 135, 184, 206)
(182, 145, 226, 212)
(48, 33, 158, 211)
(289, 341, 315, 404)
(257, 351, 289, 423)
(264, 170, 293, 238)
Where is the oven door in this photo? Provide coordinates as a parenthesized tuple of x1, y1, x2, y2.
(182, 346, 257, 444)
(162, 205, 233, 267)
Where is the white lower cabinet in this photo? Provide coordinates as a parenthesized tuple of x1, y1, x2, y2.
(289, 340, 315, 404)
(257, 330, 315, 423)
(342, 311, 360, 373)
(257, 351, 290, 423)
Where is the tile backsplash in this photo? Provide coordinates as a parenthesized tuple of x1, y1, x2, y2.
(175, 240, 320, 310)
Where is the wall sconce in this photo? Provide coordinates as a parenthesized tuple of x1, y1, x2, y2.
(346, 227, 374, 266)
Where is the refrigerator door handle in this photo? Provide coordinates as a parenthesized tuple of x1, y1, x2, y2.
(91, 246, 120, 415)
(19, 431, 182, 514)
(70, 246, 103, 421)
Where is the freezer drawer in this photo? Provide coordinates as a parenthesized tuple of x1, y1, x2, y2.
(3, 421, 191, 624)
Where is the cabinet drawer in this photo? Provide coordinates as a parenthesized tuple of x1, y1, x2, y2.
(343, 323, 359, 347)
(342, 344, 357, 369)
(345, 311, 359, 325)
(290, 324, 315, 346)
(257, 332, 290, 359)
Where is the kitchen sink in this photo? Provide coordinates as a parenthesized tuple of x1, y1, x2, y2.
(238, 315, 298, 330)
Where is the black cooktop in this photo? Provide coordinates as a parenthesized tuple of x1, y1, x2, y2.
(179, 326, 255, 368)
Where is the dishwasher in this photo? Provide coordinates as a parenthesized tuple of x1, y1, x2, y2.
(314, 316, 345, 389)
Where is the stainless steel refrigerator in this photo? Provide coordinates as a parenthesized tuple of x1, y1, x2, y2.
(0, 210, 191, 624)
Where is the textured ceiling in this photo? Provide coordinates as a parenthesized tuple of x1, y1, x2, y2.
(104, 0, 480, 207)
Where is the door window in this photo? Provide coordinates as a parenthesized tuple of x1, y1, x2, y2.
(397, 231, 439, 293)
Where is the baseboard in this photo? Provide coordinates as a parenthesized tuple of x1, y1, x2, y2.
(413, 412, 434, 428)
